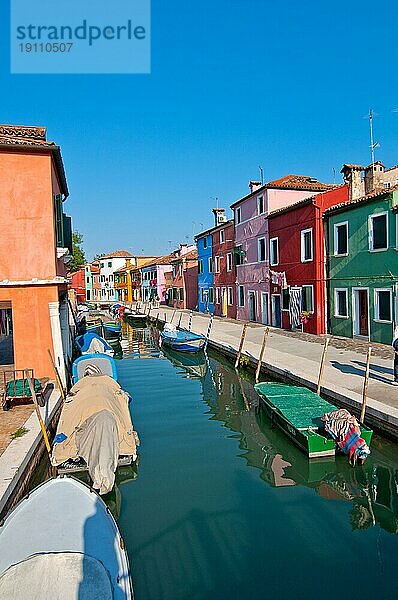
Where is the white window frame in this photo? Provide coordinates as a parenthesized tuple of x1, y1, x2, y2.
(258, 237, 266, 262)
(257, 195, 265, 215)
(215, 287, 221, 304)
(301, 228, 313, 262)
(198, 259, 203, 275)
(334, 288, 349, 318)
(333, 221, 349, 256)
(227, 287, 233, 305)
(209, 287, 214, 304)
(220, 229, 225, 244)
(270, 237, 279, 266)
(238, 285, 245, 307)
(374, 288, 393, 323)
(208, 257, 213, 273)
(235, 207, 241, 225)
(226, 252, 232, 272)
(214, 256, 221, 273)
(369, 211, 388, 252)
(301, 284, 314, 312)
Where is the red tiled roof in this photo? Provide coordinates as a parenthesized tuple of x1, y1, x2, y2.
(170, 249, 197, 262)
(101, 250, 134, 259)
(324, 184, 398, 216)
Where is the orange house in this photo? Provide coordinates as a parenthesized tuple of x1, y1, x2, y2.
(0, 124, 72, 381)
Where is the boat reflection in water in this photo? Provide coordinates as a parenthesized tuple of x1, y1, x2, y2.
(201, 352, 398, 535)
(123, 321, 159, 359)
(160, 345, 208, 380)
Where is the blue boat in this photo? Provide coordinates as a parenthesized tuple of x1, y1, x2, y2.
(72, 353, 118, 383)
(75, 332, 114, 356)
(160, 325, 206, 353)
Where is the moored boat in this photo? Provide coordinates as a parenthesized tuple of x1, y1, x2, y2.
(72, 353, 118, 383)
(0, 476, 133, 599)
(126, 312, 148, 326)
(102, 321, 122, 341)
(75, 332, 114, 356)
(160, 324, 206, 353)
(255, 382, 373, 460)
(85, 319, 103, 336)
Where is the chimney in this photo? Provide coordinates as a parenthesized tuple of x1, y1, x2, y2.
(340, 164, 364, 201)
(364, 161, 385, 195)
(212, 208, 227, 226)
(249, 180, 262, 194)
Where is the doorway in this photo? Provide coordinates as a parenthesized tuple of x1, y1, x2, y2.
(272, 294, 282, 328)
(261, 292, 269, 325)
(221, 287, 227, 317)
(0, 302, 14, 366)
(248, 291, 256, 322)
(353, 288, 369, 337)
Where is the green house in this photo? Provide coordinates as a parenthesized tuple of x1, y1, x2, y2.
(325, 188, 398, 345)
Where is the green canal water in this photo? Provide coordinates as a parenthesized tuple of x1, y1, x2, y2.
(113, 325, 398, 600)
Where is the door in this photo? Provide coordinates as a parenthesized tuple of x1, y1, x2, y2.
(261, 292, 269, 325)
(249, 291, 256, 322)
(272, 295, 281, 328)
(0, 302, 14, 366)
(221, 287, 227, 317)
(354, 289, 369, 337)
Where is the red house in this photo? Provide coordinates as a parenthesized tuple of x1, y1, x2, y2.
(69, 268, 86, 304)
(267, 185, 348, 334)
(169, 246, 198, 310)
(212, 212, 236, 319)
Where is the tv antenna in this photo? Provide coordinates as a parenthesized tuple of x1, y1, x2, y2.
(367, 109, 380, 166)
(259, 165, 264, 185)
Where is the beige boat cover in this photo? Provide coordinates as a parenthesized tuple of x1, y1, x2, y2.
(52, 375, 139, 491)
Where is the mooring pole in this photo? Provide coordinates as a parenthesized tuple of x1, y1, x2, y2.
(360, 346, 372, 423)
(235, 323, 248, 369)
(317, 337, 330, 396)
(155, 312, 159, 327)
(205, 313, 214, 350)
(255, 327, 269, 383)
(25, 369, 52, 459)
(188, 311, 193, 331)
(47, 349, 66, 402)
(171, 309, 177, 323)
(164, 312, 167, 323)
(178, 313, 182, 328)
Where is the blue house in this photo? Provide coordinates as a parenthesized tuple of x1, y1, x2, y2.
(195, 228, 214, 314)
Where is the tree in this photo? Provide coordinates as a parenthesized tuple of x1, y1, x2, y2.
(68, 231, 86, 272)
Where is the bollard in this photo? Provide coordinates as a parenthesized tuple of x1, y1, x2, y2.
(255, 327, 269, 383)
(235, 323, 248, 369)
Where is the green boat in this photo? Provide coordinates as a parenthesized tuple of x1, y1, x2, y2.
(254, 382, 373, 459)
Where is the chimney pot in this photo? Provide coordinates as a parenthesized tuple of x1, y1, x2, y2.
(340, 164, 364, 201)
(249, 180, 262, 194)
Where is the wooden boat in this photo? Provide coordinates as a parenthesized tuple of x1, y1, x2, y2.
(72, 353, 118, 383)
(160, 325, 206, 353)
(75, 332, 114, 356)
(0, 476, 133, 599)
(255, 382, 373, 459)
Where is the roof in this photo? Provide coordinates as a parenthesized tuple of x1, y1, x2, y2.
(0, 124, 69, 197)
(230, 175, 334, 208)
(170, 249, 197, 262)
(100, 250, 134, 259)
(89, 265, 100, 273)
(324, 185, 398, 217)
(142, 255, 174, 268)
(194, 218, 234, 241)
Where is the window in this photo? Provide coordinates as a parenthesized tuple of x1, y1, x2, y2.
(258, 237, 266, 262)
(109, 275, 113, 282)
(334, 288, 348, 318)
(236, 207, 241, 224)
(234, 245, 244, 266)
(100, 262, 104, 268)
(227, 287, 233, 305)
(374, 289, 392, 322)
(220, 229, 225, 243)
(108, 261, 112, 267)
(86, 277, 90, 284)
(301, 229, 313, 262)
(215, 287, 221, 304)
(270, 237, 279, 266)
(282, 288, 290, 310)
(334, 222, 348, 256)
(369, 212, 388, 251)
(226, 253, 233, 271)
(215, 256, 221, 273)
(208, 257, 213, 273)
(180, 287, 184, 301)
(198, 260, 203, 275)
(203, 237, 207, 249)
(257, 195, 265, 215)
(301, 285, 313, 312)
(209, 287, 214, 303)
(239, 285, 245, 307)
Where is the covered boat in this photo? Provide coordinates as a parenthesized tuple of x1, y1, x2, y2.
(255, 382, 373, 460)
(52, 374, 139, 494)
(75, 332, 114, 356)
(0, 476, 133, 599)
(72, 353, 118, 383)
(160, 323, 206, 353)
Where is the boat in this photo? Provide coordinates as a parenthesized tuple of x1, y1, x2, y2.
(161, 345, 207, 379)
(72, 353, 118, 383)
(125, 311, 148, 326)
(254, 382, 373, 460)
(85, 319, 103, 336)
(160, 323, 206, 353)
(0, 476, 133, 599)
(102, 321, 122, 341)
(75, 332, 114, 356)
(52, 374, 139, 493)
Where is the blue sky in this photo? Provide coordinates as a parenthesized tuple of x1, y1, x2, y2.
(1, 0, 398, 259)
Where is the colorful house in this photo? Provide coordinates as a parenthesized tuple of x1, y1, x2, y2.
(140, 256, 172, 304)
(69, 268, 86, 304)
(195, 227, 214, 314)
(325, 183, 398, 344)
(231, 176, 334, 323)
(267, 185, 348, 334)
(115, 257, 158, 303)
(90, 263, 101, 302)
(0, 124, 72, 381)
(99, 250, 134, 303)
(167, 245, 198, 309)
(211, 211, 236, 319)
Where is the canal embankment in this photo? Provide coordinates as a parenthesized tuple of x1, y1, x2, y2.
(148, 306, 398, 440)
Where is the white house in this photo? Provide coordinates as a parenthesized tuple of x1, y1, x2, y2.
(99, 250, 134, 302)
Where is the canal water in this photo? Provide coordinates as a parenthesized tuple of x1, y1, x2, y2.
(114, 323, 398, 600)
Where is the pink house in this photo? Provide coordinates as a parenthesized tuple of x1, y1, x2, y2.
(231, 175, 334, 323)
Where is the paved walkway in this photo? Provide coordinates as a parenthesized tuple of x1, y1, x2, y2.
(151, 306, 398, 436)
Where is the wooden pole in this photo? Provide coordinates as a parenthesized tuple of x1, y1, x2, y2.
(255, 327, 269, 383)
(47, 349, 66, 402)
(317, 337, 330, 395)
(67, 297, 79, 329)
(25, 369, 52, 458)
(164, 312, 167, 323)
(170, 309, 177, 323)
(205, 313, 214, 350)
(155, 312, 159, 327)
(235, 323, 248, 369)
(188, 311, 193, 331)
(360, 346, 372, 423)
(178, 313, 182, 328)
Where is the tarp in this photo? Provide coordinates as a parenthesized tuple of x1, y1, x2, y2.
(52, 375, 139, 493)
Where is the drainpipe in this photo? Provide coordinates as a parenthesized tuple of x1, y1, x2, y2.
(323, 216, 331, 335)
(49, 301, 66, 386)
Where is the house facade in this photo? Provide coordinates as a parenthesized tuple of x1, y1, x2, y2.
(99, 251, 134, 303)
(212, 215, 236, 319)
(0, 124, 72, 381)
(326, 186, 398, 345)
(140, 256, 172, 304)
(70, 268, 86, 304)
(167, 245, 198, 309)
(267, 185, 348, 334)
(195, 229, 214, 314)
(231, 176, 334, 323)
